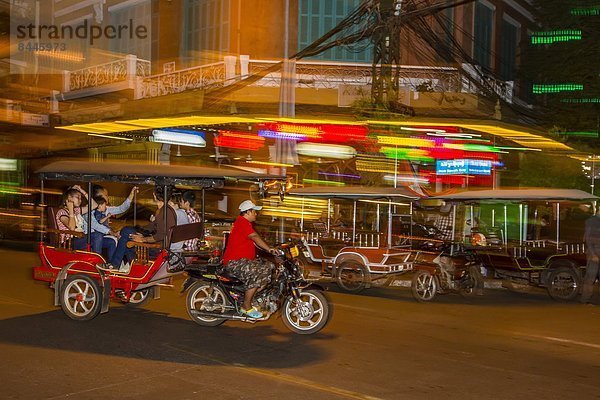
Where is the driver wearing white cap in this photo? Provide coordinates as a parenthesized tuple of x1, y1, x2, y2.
(220, 200, 276, 319)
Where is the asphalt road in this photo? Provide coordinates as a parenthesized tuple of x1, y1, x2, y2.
(1, 246, 599, 400)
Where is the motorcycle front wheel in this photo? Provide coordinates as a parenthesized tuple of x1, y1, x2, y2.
(282, 289, 330, 335)
(186, 282, 228, 327)
(411, 270, 438, 302)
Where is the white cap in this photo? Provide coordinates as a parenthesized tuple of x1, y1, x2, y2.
(239, 200, 262, 212)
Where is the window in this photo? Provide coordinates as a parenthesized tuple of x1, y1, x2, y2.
(500, 17, 519, 80)
(183, 0, 231, 66)
(109, 0, 152, 60)
(473, 0, 494, 70)
(298, 0, 372, 63)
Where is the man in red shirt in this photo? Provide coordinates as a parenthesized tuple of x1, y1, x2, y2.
(221, 200, 275, 318)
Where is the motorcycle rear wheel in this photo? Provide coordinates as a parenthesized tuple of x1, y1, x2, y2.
(282, 290, 330, 335)
(459, 266, 484, 298)
(411, 270, 438, 302)
(186, 282, 228, 327)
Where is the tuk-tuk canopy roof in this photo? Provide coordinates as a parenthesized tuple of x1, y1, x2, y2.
(433, 188, 598, 202)
(289, 186, 422, 200)
(36, 160, 284, 187)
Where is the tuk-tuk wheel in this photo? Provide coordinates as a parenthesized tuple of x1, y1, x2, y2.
(336, 261, 368, 293)
(547, 266, 580, 301)
(126, 288, 154, 307)
(60, 274, 102, 321)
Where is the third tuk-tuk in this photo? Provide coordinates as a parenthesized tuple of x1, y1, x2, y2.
(430, 188, 597, 301)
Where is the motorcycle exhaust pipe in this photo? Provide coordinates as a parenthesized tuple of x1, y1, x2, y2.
(189, 310, 269, 322)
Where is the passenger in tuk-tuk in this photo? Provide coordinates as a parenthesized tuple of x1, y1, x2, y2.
(56, 185, 92, 249)
(80, 185, 138, 260)
(110, 186, 177, 268)
(179, 191, 201, 251)
(220, 200, 276, 319)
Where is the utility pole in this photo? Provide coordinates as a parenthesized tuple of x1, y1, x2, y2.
(371, 0, 403, 107)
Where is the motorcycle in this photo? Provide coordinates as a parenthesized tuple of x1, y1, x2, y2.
(411, 246, 484, 302)
(182, 242, 331, 335)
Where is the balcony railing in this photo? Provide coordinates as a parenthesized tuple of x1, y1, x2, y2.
(65, 55, 150, 92)
(248, 59, 463, 93)
(60, 55, 515, 105)
(137, 61, 226, 99)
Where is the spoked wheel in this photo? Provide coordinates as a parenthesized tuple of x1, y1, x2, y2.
(411, 270, 438, 302)
(60, 274, 102, 321)
(126, 288, 154, 307)
(282, 289, 330, 335)
(547, 267, 580, 301)
(186, 282, 228, 327)
(336, 261, 369, 293)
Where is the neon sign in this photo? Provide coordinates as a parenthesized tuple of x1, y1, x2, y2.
(436, 159, 492, 175)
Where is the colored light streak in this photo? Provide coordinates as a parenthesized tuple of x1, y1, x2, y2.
(356, 159, 397, 173)
(297, 142, 357, 160)
(246, 160, 294, 168)
(495, 146, 542, 151)
(561, 132, 599, 137)
(358, 199, 410, 206)
(426, 132, 481, 139)
(258, 129, 306, 141)
(376, 136, 435, 147)
(399, 126, 446, 133)
(257, 122, 367, 144)
(442, 143, 504, 153)
(381, 147, 434, 161)
(215, 130, 265, 151)
(303, 179, 346, 186)
(151, 128, 206, 147)
(318, 171, 361, 179)
(382, 174, 429, 184)
(561, 98, 600, 104)
(571, 6, 600, 16)
(87, 133, 133, 141)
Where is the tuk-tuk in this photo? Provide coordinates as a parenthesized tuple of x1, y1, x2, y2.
(288, 186, 423, 292)
(430, 188, 597, 301)
(32, 160, 284, 320)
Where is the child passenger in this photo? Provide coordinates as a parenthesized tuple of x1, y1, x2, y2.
(94, 197, 111, 229)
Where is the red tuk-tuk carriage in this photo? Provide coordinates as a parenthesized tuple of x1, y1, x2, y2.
(32, 160, 283, 320)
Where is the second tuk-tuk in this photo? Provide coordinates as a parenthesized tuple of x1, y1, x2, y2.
(289, 186, 423, 292)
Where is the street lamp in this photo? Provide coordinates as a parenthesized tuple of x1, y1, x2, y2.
(581, 155, 600, 195)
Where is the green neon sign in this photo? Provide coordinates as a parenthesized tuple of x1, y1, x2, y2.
(532, 84, 584, 94)
(530, 30, 582, 45)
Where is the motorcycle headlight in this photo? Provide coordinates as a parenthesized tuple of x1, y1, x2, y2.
(290, 245, 299, 258)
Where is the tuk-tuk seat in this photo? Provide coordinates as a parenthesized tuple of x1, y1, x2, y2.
(127, 222, 204, 264)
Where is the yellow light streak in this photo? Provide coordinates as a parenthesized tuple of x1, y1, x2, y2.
(87, 133, 134, 141)
(377, 136, 435, 147)
(246, 160, 294, 168)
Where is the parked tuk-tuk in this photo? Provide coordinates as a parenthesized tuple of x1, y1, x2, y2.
(428, 188, 597, 301)
(289, 186, 423, 292)
(32, 160, 284, 321)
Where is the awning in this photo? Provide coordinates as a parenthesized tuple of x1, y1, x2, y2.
(36, 160, 283, 186)
(290, 186, 422, 200)
(433, 188, 597, 201)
